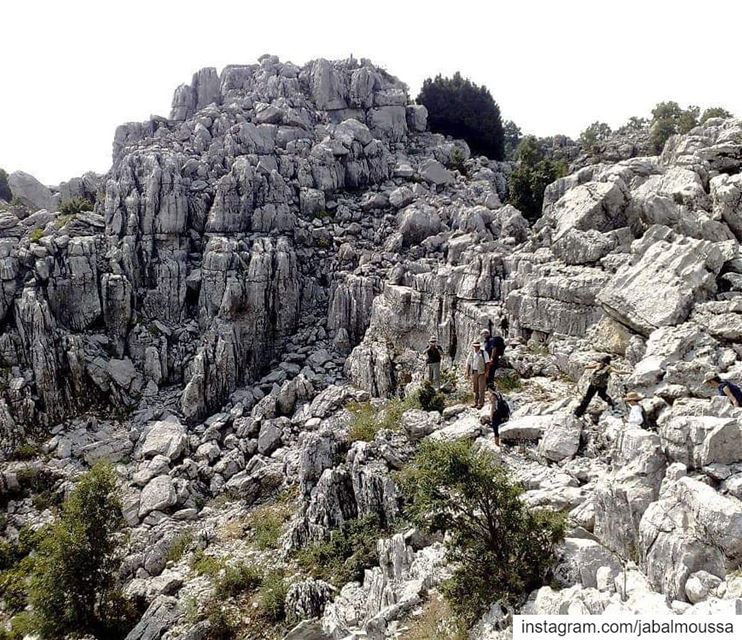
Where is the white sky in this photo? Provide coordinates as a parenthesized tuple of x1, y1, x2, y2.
(1, 0, 741, 185)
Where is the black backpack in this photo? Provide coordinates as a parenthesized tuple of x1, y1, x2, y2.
(493, 336, 506, 356)
(495, 392, 511, 421)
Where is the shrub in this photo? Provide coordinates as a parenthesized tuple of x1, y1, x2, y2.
(700, 106, 733, 123)
(58, 197, 94, 216)
(296, 514, 385, 586)
(418, 382, 445, 413)
(399, 440, 566, 625)
(11, 442, 40, 461)
(502, 120, 522, 161)
(257, 571, 289, 622)
(579, 121, 612, 155)
(191, 549, 223, 578)
(507, 136, 567, 222)
(202, 600, 238, 640)
(28, 228, 44, 243)
(29, 463, 135, 639)
(496, 371, 522, 393)
(347, 395, 420, 442)
(247, 505, 288, 550)
(417, 73, 504, 160)
(0, 169, 11, 203)
(214, 562, 263, 600)
(166, 530, 194, 564)
(649, 101, 699, 153)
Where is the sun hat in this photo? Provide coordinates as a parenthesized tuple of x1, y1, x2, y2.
(623, 391, 643, 402)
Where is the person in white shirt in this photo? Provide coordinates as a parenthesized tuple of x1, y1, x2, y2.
(465, 340, 490, 408)
(625, 391, 646, 427)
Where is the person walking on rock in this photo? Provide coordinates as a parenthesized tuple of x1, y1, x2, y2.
(574, 355, 625, 417)
(465, 340, 490, 409)
(704, 373, 742, 407)
(424, 337, 442, 389)
(482, 386, 510, 447)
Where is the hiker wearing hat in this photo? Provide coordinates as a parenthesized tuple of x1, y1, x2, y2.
(465, 340, 490, 408)
(424, 337, 442, 389)
(624, 391, 647, 427)
(704, 373, 742, 407)
(574, 355, 628, 418)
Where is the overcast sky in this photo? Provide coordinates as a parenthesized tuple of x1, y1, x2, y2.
(2, 0, 741, 185)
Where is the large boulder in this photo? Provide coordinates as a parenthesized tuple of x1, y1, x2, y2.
(8, 171, 54, 211)
(141, 419, 187, 461)
(598, 226, 725, 335)
(538, 414, 582, 462)
(639, 477, 742, 601)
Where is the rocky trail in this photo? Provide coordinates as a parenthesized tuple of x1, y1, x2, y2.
(1, 55, 741, 640)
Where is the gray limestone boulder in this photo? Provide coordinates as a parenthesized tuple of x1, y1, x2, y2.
(598, 226, 726, 335)
(141, 419, 187, 461)
(8, 171, 53, 211)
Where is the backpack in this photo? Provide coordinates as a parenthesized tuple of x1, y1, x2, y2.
(590, 364, 610, 388)
(495, 392, 511, 421)
(493, 336, 506, 356)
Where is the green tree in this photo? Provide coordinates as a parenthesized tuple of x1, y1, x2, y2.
(507, 136, 567, 222)
(700, 106, 733, 123)
(579, 121, 612, 155)
(502, 120, 522, 160)
(649, 101, 700, 152)
(417, 73, 505, 160)
(617, 116, 648, 134)
(399, 440, 565, 626)
(0, 169, 11, 203)
(29, 463, 135, 639)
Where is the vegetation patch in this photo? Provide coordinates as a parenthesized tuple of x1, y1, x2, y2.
(399, 440, 566, 626)
(295, 513, 386, 586)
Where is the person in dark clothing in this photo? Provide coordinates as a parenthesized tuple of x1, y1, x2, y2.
(424, 337, 442, 389)
(481, 329, 505, 386)
(574, 355, 627, 417)
(705, 373, 742, 407)
(481, 386, 510, 447)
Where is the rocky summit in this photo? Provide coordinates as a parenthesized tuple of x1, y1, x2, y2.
(1, 54, 742, 640)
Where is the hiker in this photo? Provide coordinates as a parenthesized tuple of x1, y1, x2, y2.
(574, 355, 626, 417)
(704, 373, 742, 407)
(465, 340, 490, 408)
(480, 329, 500, 386)
(424, 337, 442, 389)
(482, 386, 510, 447)
(624, 391, 647, 427)
(490, 333, 506, 384)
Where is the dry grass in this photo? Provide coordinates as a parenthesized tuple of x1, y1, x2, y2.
(399, 594, 466, 640)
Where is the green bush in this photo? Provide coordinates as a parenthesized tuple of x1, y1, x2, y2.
(191, 549, 223, 578)
(417, 73, 505, 160)
(11, 442, 40, 461)
(29, 463, 136, 639)
(648, 101, 703, 153)
(250, 509, 284, 550)
(418, 382, 445, 413)
(700, 106, 733, 123)
(0, 168, 11, 203)
(507, 136, 567, 222)
(214, 562, 263, 600)
(58, 197, 94, 216)
(503, 120, 522, 161)
(166, 531, 194, 564)
(257, 571, 289, 622)
(579, 121, 612, 156)
(399, 440, 565, 625)
(296, 514, 385, 586)
(28, 228, 44, 243)
(496, 371, 522, 393)
(202, 600, 238, 640)
(347, 395, 420, 442)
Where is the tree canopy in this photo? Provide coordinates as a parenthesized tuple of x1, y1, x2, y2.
(417, 73, 505, 160)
